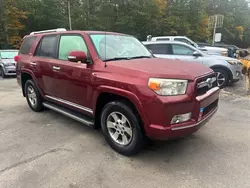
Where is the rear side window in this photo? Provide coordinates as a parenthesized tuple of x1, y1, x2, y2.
(146, 44, 171, 54)
(35, 35, 58, 58)
(58, 35, 88, 60)
(19, 36, 36, 55)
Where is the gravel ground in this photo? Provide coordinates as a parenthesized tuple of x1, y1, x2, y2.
(0, 78, 250, 188)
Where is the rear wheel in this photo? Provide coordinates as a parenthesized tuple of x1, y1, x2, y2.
(213, 68, 229, 88)
(25, 80, 44, 112)
(100, 101, 144, 156)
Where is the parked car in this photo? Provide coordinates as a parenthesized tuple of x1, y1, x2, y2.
(147, 35, 228, 57)
(143, 41, 243, 88)
(0, 49, 19, 78)
(16, 29, 220, 155)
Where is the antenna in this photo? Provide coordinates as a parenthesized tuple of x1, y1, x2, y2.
(104, 31, 107, 68)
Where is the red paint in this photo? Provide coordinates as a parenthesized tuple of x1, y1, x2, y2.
(68, 51, 87, 63)
(16, 30, 220, 140)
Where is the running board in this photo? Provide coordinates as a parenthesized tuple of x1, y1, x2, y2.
(43, 102, 94, 127)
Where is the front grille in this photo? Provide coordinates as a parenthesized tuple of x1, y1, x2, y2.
(203, 99, 218, 117)
(196, 74, 217, 96)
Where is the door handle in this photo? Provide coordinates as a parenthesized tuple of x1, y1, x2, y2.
(52, 66, 60, 71)
(30, 62, 37, 66)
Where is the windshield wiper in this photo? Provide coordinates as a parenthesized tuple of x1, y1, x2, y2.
(104, 57, 130, 62)
(128, 56, 152, 59)
(103, 56, 152, 62)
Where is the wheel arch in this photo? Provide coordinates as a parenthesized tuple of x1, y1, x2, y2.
(210, 65, 233, 81)
(93, 87, 148, 134)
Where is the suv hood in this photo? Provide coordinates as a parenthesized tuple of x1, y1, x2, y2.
(200, 46, 228, 52)
(108, 58, 212, 80)
(0, 59, 16, 65)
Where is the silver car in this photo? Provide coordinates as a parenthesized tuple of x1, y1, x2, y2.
(143, 41, 242, 88)
(0, 50, 19, 78)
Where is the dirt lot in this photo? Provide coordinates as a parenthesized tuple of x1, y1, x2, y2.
(0, 78, 250, 188)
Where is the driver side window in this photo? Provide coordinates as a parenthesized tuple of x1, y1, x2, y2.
(58, 35, 88, 60)
(172, 44, 194, 56)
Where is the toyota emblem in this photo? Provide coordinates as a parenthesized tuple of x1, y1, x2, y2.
(206, 78, 213, 88)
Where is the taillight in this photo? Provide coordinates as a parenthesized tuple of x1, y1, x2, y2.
(14, 55, 19, 62)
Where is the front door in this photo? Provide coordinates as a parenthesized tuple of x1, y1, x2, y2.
(171, 44, 202, 64)
(50, 34, 92, 110)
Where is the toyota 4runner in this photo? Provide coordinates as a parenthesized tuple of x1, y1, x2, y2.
(16, 29, 220, 156)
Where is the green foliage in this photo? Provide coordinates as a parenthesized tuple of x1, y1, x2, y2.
(1, 0, 250, 48)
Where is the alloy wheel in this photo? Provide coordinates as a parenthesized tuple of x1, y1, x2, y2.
(106, 112, 133, 146)
(216, 72, 226, 87)
(27, 85, 37, 107)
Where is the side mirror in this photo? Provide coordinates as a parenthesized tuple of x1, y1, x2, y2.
(193, 51, 201, 57)
(68, 51, 88, 63)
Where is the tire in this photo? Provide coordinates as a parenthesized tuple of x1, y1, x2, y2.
(100, 101, 144, 156)
(24, 80, 44, 112)
(0, 67, 5, 78)
(213, 68, 229, 88)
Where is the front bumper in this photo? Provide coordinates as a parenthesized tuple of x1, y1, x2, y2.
(143, 87, 220, 140)
(230, 65, 242, 80)
(3, 66, 16, 76)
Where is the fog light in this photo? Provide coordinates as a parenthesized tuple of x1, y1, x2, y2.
(236, 72, 240, 77)
(171, 113, 192, 124)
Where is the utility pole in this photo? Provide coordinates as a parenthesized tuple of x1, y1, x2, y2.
(87, 0, 90, 27)
(212, 15, 217, 45)
(68, 0, 72, 30)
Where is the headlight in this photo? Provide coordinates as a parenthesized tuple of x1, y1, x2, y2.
(148, 78, 188, 96)
(221, 51, 228, 56)
(227, 60, 242, 66)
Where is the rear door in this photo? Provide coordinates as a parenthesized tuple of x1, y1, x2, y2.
(145, 44, 172, 59)
(31, 34, 59, 96)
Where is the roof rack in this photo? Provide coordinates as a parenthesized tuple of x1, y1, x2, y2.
(30, 28, 67, 35)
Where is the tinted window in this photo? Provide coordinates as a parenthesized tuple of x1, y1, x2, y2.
(156, 38, 170, 41)
(146, 44, 171, 54)
(35, 35, 57, 58)
(59, 35, 88, 60)
(172, 44, 194, 55)
(19, 36, 36, 55)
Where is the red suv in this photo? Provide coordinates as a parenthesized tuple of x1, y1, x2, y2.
(16, 29, 220, 155)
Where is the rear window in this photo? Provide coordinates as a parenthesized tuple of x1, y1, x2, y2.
(35, 35, 58, 58)
(19, 36, 37, 55)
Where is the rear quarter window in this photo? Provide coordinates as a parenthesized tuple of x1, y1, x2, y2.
(19, 36, 37, 55)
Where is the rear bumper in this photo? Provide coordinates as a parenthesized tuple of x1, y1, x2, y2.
(143, 87, 220, 140)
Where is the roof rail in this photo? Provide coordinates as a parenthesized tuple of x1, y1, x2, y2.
(30, 28, 67, 35)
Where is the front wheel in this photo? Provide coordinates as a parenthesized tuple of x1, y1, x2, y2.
(0, 67, 5, 78)
(100, 101, 144, 156)
(213, 68, 229, 88)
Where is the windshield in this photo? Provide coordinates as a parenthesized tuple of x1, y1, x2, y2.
(90, 34, 152, 61)
(0, 51, 18, 59)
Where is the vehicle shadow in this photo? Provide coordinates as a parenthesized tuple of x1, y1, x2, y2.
(43, 108, 214, 163)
